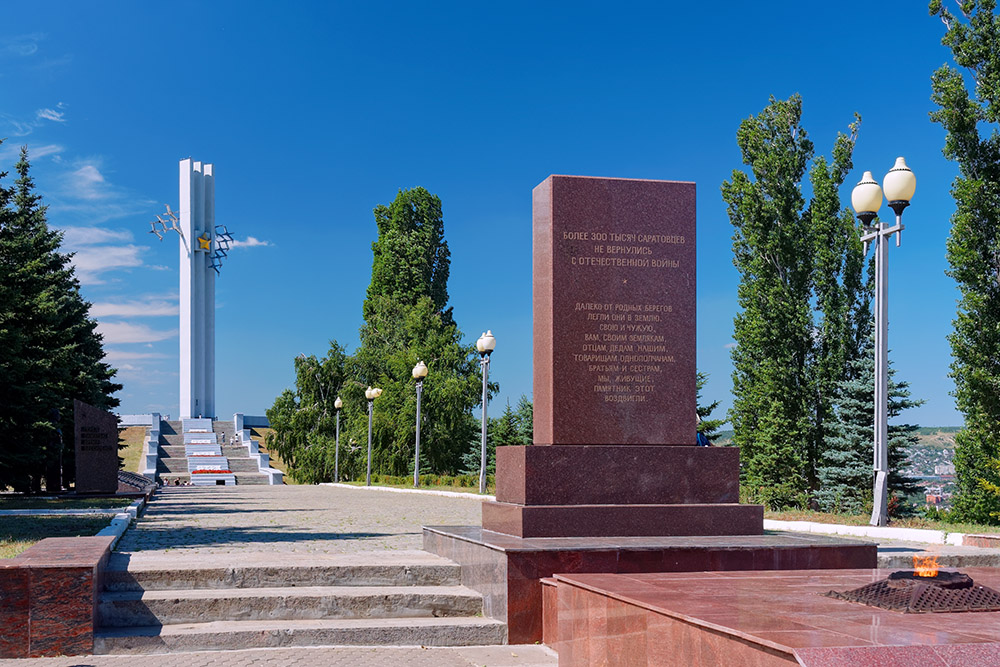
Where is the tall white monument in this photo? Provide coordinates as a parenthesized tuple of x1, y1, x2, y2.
(179, 159, 215, 419)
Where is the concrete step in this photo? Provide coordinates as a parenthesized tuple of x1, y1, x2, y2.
(226, 458, 261, 472)
(156, 459, 192, 473)
(234, 474, 270, 485)
(221, 446, 250, 458)
(94, 616, 506, 654)
(98, 584, 484, 627)
(187, 456, 229, 471)
(103, 551, 462, 591)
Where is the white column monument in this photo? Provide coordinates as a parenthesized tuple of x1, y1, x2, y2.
(179, 159, 215, 419)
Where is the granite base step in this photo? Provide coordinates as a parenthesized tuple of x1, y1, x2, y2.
(103, 551, 462, 591)
(98, 585, 484, 626)
(94, 617, 506, 654)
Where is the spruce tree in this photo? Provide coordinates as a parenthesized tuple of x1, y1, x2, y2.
(0, 146, 120, 492)
(817, 335, 924, 514)
(696, 371, 725, 442)
(929, 0, 1000, 524)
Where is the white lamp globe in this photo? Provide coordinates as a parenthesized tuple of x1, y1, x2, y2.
(334, 397, 343, 409)
(851, 171, 883, 214)
(883, 157, 916, 203)
(412, 361, 429, 380)
(476, 330, 497, 354)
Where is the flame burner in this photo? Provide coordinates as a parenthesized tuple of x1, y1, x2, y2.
(825, 570, 1000, 613)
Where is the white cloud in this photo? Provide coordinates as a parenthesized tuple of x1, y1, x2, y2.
(230, 236, 272, 248)
(59, 226, 133, 247)
(724, 343, 737, 349)
(68, 164, 108, 200)
(36, 106, 66, 123)
(1, 33, 44, 58)
(96, 321, 177, 344)
(70, 244, 145, 285)
(102, 349, 169, 363)
(91, 297, 178, 318)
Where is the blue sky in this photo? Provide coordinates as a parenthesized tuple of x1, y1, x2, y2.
(1, 1, 968, 426)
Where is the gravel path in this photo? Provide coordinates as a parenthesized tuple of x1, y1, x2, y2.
(115, 484, 483, 555)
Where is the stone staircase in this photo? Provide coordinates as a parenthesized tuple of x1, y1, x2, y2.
(157, 420, 270, 486)
(93, 552, 505, 653)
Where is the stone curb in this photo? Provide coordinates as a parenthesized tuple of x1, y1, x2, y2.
(0, 508, 128, 516)
(96, 494, 150, 549)
(320, 482, 495, 502)
(764, 519, 972, 546)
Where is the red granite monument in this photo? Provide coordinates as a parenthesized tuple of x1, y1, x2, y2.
(423, 175, 875, 644)
(482, 175, 760, 538)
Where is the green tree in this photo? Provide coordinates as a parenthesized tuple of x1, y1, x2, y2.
(460, 395, 533, 476)
(696, 371, 725, 442)
(0, 146, 120, 492)
(930, 0, 1000, 523)
(722, 95, 863, 508)
(816, 335, 924, 514)
(267, 187, 487, 482)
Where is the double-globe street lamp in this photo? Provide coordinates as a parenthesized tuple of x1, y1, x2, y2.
(364, 386, 383, 486)
(476, 331, 497, 494)
(851, 157, 916, 527)
(333, 396, 343, 482)
(412, 361, 429, 487)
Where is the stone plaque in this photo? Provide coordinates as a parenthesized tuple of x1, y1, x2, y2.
(533, 175, 696, 445)
(74, 399, 119, 494)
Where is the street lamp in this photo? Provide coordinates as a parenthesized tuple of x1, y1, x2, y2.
(412, 361, 429, 487)
(476, 330, 497, 493)
(334, 396, 343, 482)
(851, 157, 916, 527)
(364, 386, 383, 486)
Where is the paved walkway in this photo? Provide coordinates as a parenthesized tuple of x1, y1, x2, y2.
(0, 645, 556, 666)
(116, 484, 484, 555)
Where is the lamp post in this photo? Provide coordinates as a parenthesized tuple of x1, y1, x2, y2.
(476, 331, 496, 494)
(851, 157, 916, 527)
(364, 386, 382, 486)
(333, 396, 342, 482)
(412, 361, 429, 487)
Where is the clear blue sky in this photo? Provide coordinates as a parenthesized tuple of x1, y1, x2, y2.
(1, 1, 967, 426)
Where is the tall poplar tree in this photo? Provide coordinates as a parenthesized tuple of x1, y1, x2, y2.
(722, 95, 865, 508)
(929, 0, 1000, 523)
(267, 187, 486, 481)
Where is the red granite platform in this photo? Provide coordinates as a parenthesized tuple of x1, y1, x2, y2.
(551, 567, 1000, 666)
(423, 526, 877, 644)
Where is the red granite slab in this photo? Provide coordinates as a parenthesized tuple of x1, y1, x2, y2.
(482, 500, 763, 538)
(533, 175, 696, 446)
(553, 567, 1000, 666)
(0, 564, 30, 658)
(0, 536, 113, 658)
(424, 525, 876, 644)
(494, 445, 739, 505)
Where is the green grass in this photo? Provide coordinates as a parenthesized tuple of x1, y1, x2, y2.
(0, 515, 113, 559)
(765, 509, 1000, 536)
(343, 474, 495, 495)
(0, 496, 130, 510)
(118, 425, 147, 474)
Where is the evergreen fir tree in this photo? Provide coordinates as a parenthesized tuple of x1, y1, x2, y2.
(696, 371, 725, 442)
(817, 334, 924, 515)
(0, 146, 120, 492)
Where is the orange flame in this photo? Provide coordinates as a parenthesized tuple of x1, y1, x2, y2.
(913, 555, 940, 577)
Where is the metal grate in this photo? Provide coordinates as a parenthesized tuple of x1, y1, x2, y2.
(825, 571, 1000, 613)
